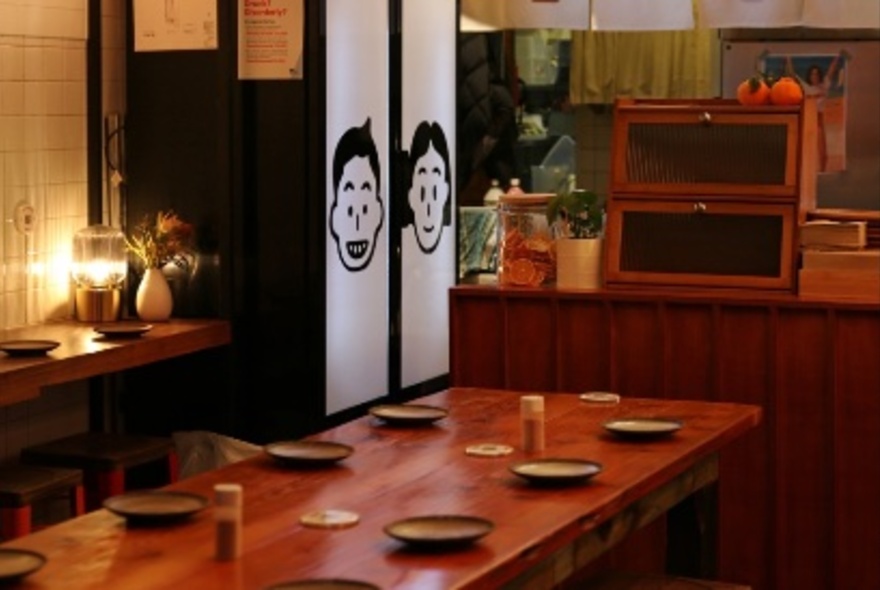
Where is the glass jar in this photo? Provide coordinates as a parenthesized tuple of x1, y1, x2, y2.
(497, 193, 556, 287)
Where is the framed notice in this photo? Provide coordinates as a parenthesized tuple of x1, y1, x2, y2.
(238, 0, 304, 79)
(133, 0, 218, 52)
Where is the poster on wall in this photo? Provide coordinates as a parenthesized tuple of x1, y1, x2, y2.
(400, 0, 457, 389)
(325, 0, 390, 414)
(762, 51, 850, 174)
(133, 0, 218, 52)
(237, 0, 303, 79)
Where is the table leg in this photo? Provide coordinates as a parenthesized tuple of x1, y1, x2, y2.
(666, 481, 719, 579)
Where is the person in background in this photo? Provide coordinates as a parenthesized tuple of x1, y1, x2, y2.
(458, 33, 517, 206)
(787, 52, 846, 172)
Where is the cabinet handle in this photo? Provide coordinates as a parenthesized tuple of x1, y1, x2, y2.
(694, 202, 707, 213)
(698, 111, 712, 125)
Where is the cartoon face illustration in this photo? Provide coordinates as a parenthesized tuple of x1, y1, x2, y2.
(406, 121, 451, 254)
(330, 119, 384, 272)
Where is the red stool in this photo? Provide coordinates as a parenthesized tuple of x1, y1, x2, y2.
(0, 464, 85, 540)
(20, 433, 178, 511)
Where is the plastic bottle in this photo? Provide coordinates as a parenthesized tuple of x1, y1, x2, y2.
(483, 179, 504, 207)
(215, 483, 243, 561)
(506, 178, 524, 195)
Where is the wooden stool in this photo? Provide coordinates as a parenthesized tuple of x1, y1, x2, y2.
(581, 571, 751, 589)
(21, 433, 179, 511)
(0, 464, 85, 540)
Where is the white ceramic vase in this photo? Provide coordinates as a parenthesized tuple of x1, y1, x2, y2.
(555, 238, 604, 289)
(135, 267, 173, 321)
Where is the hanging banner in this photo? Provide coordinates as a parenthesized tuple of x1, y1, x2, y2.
(591, 0, 693, 30)
(399, 0, 457, 389)
(326, 0, 390, 414)
(237, 0, 304, 79)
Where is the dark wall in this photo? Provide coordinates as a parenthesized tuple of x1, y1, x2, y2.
(120, 1, 324, 443)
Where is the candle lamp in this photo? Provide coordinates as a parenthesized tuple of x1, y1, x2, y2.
(71, 225, 127, 322)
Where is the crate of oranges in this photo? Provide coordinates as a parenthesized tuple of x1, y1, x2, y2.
(496, 193, 556, 287)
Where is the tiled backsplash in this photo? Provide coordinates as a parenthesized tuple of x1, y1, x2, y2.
(1, 35, 87, 330)
(1, 0, 96, 466)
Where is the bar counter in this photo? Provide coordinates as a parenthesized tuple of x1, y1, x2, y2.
(0, 319, 232, 407)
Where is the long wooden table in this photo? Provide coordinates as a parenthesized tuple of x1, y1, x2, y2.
(0, 319, 232, 407)
(1, 388, 760, 589)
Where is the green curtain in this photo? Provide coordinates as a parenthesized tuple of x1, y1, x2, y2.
(570, 28, 716, 105)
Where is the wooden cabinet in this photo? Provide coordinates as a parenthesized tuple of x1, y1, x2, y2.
(605, 98, 818, 292)
(449, 285, 880, 590)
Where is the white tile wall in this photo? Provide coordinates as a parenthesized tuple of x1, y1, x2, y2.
(1, 1, 123, 465)
(1, 34, 87, 330)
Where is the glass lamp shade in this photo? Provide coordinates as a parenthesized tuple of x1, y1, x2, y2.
(71, 225, 127, 322)
(71, 225, 127, 289)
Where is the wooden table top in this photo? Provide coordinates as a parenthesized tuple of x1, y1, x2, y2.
(1, 388, 761, 590)
(0, 318, 232, 407)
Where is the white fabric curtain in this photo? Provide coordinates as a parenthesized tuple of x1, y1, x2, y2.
(698, 0, 880, 29)
(697, 0, 804, 28)
(460, 0, 592, 31)
(802, 0, 880, 28)
(463, 0, 880, 32)
(591, 0, 694, 31)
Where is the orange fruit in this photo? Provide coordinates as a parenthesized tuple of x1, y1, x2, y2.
(507, 258, 536, 286)
(736, 76, 770, 106)
(769, 76, 804, 106)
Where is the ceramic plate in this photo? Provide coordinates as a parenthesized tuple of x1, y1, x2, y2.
(384, 515, 493, 548)
(603, 417, 683, 440)
(0, 548, 46, 583)
(369, 404, 448, 426)
(265, 441, 354, 467)
(509, 458, 603, 484)
(103, 490, 208, 524)
(94, 322, 153, 338)
(265, 581, 380, 590)
(0, 340, 60, 357)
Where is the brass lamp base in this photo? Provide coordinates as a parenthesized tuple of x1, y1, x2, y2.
(74, 287, 121, 322)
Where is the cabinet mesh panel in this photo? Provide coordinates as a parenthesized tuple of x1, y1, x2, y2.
(620, 211, 783, 276)
(626, 123, 788, 185)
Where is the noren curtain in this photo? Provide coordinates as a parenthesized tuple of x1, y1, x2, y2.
(569, 28, 717, 105)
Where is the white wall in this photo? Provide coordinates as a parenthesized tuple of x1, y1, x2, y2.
(1, 0, 126, 466)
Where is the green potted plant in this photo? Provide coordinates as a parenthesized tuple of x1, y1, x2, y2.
(546, 187, 605, 289)
(546, 188, 604, 240)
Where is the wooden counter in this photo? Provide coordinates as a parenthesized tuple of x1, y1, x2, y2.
(0, 319, 232, 407)
(1, 388, 760, 590)
(449, 284, 880, 590)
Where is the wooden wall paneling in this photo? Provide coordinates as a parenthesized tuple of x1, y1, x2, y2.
(774, 308, 834, 590)
(504, 297, 557, 391)
(662, 303, 715, 401)
(609, 302, 663, 398)
(715, 305, 775, 590)
(555, 298, 612, 393)
(833, 310, 880, 590)
(449, 293, 506, 388)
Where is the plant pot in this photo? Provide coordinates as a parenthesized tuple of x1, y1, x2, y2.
(135, 268, 173, 322)
(556, 237, 603, 289)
